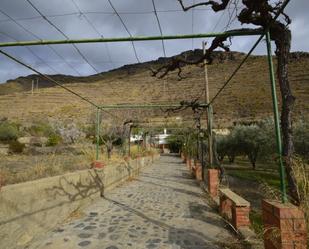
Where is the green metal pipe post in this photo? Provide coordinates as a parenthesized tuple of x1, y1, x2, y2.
(0, 30, 262, 48)
(207, 104, 213, 167)
(96, 107, 100, 161)
(266, 31, 287, 203)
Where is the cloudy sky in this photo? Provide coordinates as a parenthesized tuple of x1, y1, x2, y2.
(0, 0, 308, 83)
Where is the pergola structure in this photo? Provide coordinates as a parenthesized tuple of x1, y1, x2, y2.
(0, 0, 290, 203)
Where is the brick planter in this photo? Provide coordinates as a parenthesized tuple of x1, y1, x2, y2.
(219, 188, 250, 229)
(262, 199, 307, 249)
(208, 169, 219, 198)
(91, 161, 105, 169)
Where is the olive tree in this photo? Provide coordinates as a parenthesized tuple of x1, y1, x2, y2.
(217, 123, 275, 168)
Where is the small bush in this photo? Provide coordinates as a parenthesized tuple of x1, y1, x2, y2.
(291, 157, 309, 239)
(56, 122, 85, 144)
(28, 122, 54, 137)
(9, 141, 25, 153)
(46, 134, 62, 147)
(0, 121, 19, 142)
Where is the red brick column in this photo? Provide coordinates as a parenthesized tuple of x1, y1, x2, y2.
(191, 160, 196, 177)
(232, 206, 250, 229)
(195, 161, 202, 181)
(186, 157, 191, 170)
(262, 199, 307, 249)
(208, 169, 219, 198)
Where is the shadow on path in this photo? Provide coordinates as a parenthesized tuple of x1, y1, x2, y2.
(105, 197, 221, 249)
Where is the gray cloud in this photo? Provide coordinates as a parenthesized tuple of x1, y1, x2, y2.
(0, 0, 308, 82)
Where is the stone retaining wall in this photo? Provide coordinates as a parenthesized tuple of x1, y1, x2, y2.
(0, 155, 159, 249)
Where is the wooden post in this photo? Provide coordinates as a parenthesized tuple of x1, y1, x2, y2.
(203, 41, 213, 168)
(36, 78, 39, 91)
(128, 125, 132, 157)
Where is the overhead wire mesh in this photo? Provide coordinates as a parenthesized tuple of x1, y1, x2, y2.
(0, 0, 277, 112)
(0, 8, 82, 75)
(0, 0, 247, 80)
(25, 0, 100, 74)
(106, 0, 141, 63)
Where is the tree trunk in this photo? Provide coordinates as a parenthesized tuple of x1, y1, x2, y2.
(272, 25, 300, 204)
(228, 154, 235, 163)
(251, 158, 256, 170)
(218, 155, 225, 162)
(107, 142, 113, 159)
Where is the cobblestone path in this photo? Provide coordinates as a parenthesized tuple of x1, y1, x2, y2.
(28, 155, 234, 249)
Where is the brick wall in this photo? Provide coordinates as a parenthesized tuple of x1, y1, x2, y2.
(220, 192, 250, 229)
(262, 199, 307, 249)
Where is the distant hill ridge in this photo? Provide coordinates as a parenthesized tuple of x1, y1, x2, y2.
(0, 50, 307, 125)
(1, 50, 308, 96)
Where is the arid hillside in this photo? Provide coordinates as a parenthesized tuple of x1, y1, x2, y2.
(0, 50, 308, 127)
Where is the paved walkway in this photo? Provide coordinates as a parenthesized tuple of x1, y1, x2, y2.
(28, 155, 234, 249)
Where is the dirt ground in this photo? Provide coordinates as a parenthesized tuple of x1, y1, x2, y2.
(225, 175, 264, 210)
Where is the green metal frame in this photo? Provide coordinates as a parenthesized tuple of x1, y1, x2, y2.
(0, 0, 290, 203)
(265, 31, 287, 203)
(0, 30, 262, 48)
(96, 107, 101, 161)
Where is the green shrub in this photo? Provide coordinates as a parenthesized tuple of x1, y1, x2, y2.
(28, 122, 54, 137)
(9, 141, 25, 153)
(0, 121, 19, 142)
(46, 134, 62, 147)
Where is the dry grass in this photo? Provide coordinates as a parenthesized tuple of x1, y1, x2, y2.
(291, 157, 309, 240)
(129, 145, 159, 159)
(256, 157, 309, 245)
(0, 153, 89, 185)
(0, 144, 158, 187)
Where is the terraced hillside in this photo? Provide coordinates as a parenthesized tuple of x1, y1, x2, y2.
(0, 50, 308, 127)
